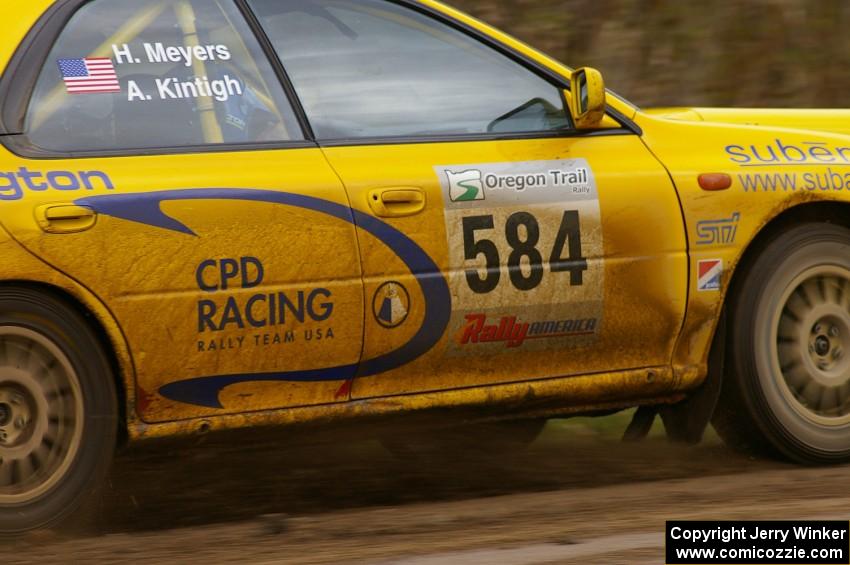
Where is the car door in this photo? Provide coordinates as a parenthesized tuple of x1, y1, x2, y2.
(0, 0, 364, 421)
(247, 0, 689, 400)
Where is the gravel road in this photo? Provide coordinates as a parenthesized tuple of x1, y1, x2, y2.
(3, 416, 846, 564)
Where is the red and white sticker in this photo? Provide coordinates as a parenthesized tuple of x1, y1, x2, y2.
(697, 259, 723, 291)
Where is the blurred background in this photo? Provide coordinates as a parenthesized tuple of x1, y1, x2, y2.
(453, 0, 850, 108)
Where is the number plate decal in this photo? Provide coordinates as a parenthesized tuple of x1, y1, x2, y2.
(435, 159, 604, 353)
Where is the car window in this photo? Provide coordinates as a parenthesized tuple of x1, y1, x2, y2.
(25, 0, 303, 153)
(246, 0, 572, 140)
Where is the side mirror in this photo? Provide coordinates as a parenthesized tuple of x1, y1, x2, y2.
(569, 67, 606, 129)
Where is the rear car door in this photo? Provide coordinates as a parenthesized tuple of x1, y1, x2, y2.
(0, 0, 364, 420)
(248, 0, 688, 399)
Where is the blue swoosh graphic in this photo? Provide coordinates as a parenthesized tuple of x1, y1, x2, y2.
(76, 189, 451, 409)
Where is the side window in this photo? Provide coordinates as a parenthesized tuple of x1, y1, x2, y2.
(246, 0, 571, 140)
(26, 0, 303, 153)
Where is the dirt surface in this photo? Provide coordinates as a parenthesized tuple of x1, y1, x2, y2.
(2, 416, 847, 564)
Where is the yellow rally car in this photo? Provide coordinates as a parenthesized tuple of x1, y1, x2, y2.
(3, 0, 850, 533)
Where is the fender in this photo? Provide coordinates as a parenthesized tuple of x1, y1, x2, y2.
(0, 220, 137, 427)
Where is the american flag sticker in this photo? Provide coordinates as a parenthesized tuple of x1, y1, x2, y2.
(57, 58, 120, 94)
(697, 259, 723, 292)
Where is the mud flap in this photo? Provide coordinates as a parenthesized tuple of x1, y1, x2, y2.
(623, 311, 726, 444)
(622, 405, 658, 442)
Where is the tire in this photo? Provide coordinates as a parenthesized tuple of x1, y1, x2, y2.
(713, 223, 850, 463)
(0, 288, 117, 534)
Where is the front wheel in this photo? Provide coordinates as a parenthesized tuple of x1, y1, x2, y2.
(0, 289, 117, 534)
(714, 223, 850, 463)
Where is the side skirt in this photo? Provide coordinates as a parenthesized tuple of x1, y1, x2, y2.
(128, 366, 684, 442)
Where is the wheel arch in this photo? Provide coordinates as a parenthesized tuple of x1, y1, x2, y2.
(706, 200, 850, 377)
(666, 201, 850, 445)
(690, 200, 850, 382)
(0, 279, 134, 445)
(727, 201, 850, 303)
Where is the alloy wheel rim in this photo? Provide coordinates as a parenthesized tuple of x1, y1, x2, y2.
(0, 327, 83, 505)
(772, 266, 850, 426)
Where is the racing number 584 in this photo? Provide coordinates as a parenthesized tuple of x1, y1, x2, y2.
(462, 210, 588, 294)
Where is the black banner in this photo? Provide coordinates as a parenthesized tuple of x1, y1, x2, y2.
(666, 521, 849, 564)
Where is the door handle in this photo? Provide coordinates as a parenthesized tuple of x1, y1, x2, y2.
(36, 204, 97, 233)
(368, 188, 426, 218)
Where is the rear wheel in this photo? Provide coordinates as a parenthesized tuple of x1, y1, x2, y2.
(0, 288, 117, 534)
(714, 223, 850, 463)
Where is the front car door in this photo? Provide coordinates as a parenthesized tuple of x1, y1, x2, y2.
(247, 0, 689, 399)
(0, 0, 364, 420)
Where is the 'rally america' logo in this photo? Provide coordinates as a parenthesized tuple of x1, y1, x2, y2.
(456, 314, 597, 348)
